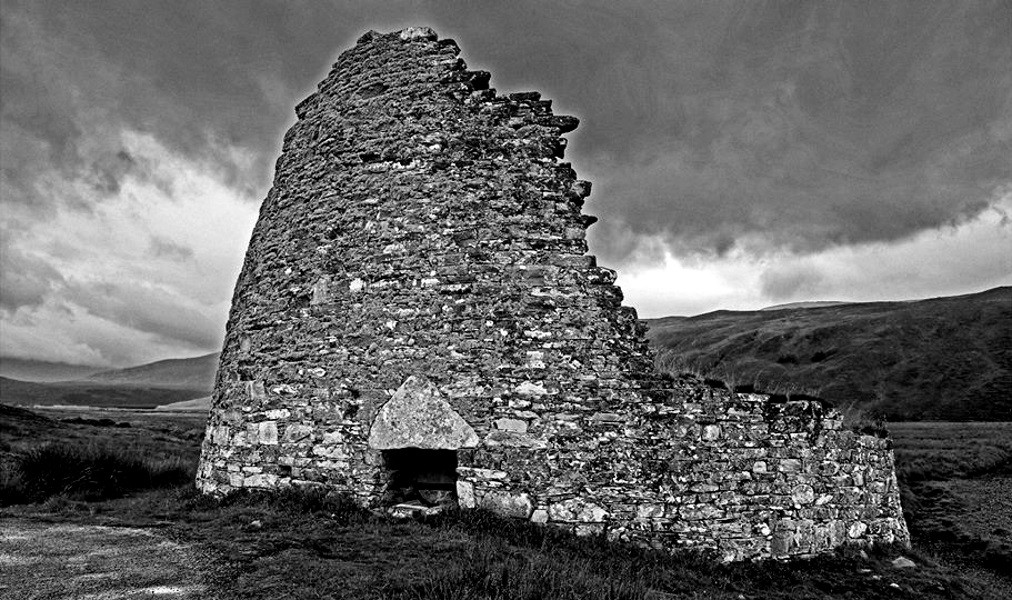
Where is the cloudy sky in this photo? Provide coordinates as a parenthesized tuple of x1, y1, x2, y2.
(2, 1, 1010, 368)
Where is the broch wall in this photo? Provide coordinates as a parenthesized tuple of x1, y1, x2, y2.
(196, 27, 909, 561)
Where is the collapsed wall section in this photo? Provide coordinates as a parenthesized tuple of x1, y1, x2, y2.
(196, 27, 908, 561)
(608, 382, 909, 560)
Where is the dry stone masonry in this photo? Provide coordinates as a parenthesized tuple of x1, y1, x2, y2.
(197, 27, 909, 561)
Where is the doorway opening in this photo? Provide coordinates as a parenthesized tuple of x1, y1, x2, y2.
(381, 448, 458, 507)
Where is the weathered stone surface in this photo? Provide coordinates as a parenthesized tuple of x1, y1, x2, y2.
(195, 27, 909, 562)
(792, 484, 815, 505)
(494, 418, 528, 433)
(257, 422, 278, 445)
(702, 424, 722, 440)
(367, 376, 478, 450)
(480, 490, 533, 519)
(456, 480, 475, 509)
(549, 498, 608, 523)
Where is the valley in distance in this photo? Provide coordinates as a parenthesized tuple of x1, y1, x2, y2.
(3, 286, 1008, 421)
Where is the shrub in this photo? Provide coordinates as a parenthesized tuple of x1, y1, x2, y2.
(1, 442, 192, 505)
(0, 461, 27, 505)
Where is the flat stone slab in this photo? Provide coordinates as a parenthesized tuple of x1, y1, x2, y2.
(388, 502, 446, 519)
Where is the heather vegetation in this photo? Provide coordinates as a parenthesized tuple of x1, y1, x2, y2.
(0, 442, 191, 505)
(0, 403, 202, 505)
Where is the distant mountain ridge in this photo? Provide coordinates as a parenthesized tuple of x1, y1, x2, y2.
(0, 358, 102, 383)
(645, 287, 1012, 421)
(759, 301, 848, 311)
(0, 353, 218, 409)
(84, 353, 219, 389)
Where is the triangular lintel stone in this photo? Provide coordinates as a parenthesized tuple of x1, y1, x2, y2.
(368, 376, 479, 450)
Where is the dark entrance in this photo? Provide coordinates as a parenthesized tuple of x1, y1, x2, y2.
(381, 448, 458, 506)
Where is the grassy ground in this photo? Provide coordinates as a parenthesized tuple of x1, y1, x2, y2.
(1, 406, 1009, 599)
(889, 422, 1012, 590)
(890, 422, 1012, 482)
(6, 488, 1001, 600)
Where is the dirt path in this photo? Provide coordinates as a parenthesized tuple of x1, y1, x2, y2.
(0, 519, 209, 599)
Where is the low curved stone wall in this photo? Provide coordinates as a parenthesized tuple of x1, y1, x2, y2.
(453, 382, 907, 561)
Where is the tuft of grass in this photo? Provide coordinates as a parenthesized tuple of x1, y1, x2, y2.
(1, 442, 192, 505)
(207, 486, 371, 525)
(400, 538, 652, 600)
(839, 402, 890, 437)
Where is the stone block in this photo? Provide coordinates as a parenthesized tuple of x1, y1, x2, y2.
(243, 473, 279, 488)
(636, 503, 665, 519)
(515, 381, 548, 396)
(791, 484, 815, 505)
(456, 480, 475, 508)
(780, 459, 802, 473)
(258, 422, 278, 445)
(848, 521, 868, 539)
(549, 498, 608, 523)
(702, 425, 722, 441)
(480, 490, 534, 519)
(368, 376, 479, 450)
(247, 380, 266, 402)
(494, 418, 528, 433)
(283, 424, 313, 443)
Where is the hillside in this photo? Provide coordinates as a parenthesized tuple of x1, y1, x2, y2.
(0, 358, 102, 382)
(85, 353, 219, 389)
(645, 287, 1012, 421)
(0, 353, 218, 409)
(0, 376, 209, 409)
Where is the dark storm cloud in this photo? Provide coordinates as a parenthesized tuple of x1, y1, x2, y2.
(574, 1, 1012, 262)
(2, 1, 1010, 363)
(0, 1, 429, 207)
(5, 1, 1008, 256)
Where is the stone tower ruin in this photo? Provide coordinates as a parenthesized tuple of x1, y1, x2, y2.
(197, 27, 908, 560)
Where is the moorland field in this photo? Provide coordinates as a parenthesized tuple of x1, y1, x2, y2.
(1, 403, 1009, 599)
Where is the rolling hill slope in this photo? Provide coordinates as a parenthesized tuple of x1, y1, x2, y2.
(645, 287, 1012, 421)
(84, 353, 219, 389)
(0, 353, 218, 409)
(0, 358, 102, 382)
